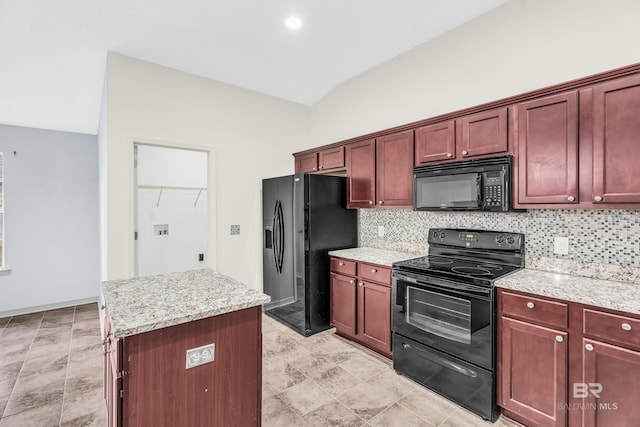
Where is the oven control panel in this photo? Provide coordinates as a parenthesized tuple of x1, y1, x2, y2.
(428, 228, 523, 250)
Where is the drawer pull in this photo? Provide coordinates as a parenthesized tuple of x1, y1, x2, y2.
(359, 282, 364, 287)
(555, 335, 564, 343)
(371, 268, 377, 273)
(526, 302, 535, 309)
(349, 280, 354, 284)
(339, 262, 345, 266)
(585, 343, 594, 351)
(622, 323, 632, 331)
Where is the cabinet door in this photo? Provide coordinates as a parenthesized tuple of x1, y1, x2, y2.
(499, 316, 567, 427)
(581, 339, 640, 427)
(295, 152, 318, 173)
(415, 120, 455, 164)
(375, 130, 414, 207)
(346, 139, 376, 208)
(103, 309, 121, 427)
(517, 91, 579, 205)
(457, 107, 508, 159)
(592, 74, 640, 204)
(330, 272, 357, 335)
(357, 280, 391, 354)
(318, 146, 345, 171)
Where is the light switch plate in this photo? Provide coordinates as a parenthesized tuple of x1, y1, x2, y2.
(230, 224, 240, 235)
(554, 236, 569, 255)
(378, 225, 385, 237)
(186, 343, 215, 369)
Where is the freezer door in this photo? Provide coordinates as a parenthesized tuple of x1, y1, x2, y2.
(262, 176, 295, 311)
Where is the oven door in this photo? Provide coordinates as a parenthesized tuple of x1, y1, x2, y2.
(413, 171, 482, 210)
(392, 270, 494, 370)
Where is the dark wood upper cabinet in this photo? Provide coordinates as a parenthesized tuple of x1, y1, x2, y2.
(318, 145, 345, 171)
(295, 151, 318, 173)
(499, 316, 568, 427)
(457, 107, 508, 159)
(415, 120, 455, 164)
(375, 130, 414, 207)
(592, 74, 640, 204)
(346, 139, 376, 208)
(516, 91, 579, 206)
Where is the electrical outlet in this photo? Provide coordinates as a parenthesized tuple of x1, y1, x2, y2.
(186, 343, 215, 369)
(378, 225, 385, 237)
(230, 224, 240, 235)
(554, 236, 569, 255)
(152, 224, 169, 238)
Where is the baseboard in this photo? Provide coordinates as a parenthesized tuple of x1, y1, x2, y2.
(0, 297, 100, 318)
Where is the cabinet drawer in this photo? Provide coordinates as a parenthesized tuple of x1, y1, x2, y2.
(358, 262, 391, 285)
(330, 257, 356, 276)
(500, 291, 568, 329)
(583, 308, 640, 350)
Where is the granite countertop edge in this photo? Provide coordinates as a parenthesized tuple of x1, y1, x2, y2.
(102, 269, 271, 339)
(328, 247, 424, 267)
(496, 268, 640, 316)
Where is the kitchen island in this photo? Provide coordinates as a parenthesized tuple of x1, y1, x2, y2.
(101, 268, 270, 427)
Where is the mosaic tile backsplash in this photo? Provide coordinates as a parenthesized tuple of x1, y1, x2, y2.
(359, 209, 640, 269)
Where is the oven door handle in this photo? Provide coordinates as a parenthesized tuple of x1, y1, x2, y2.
(401, 342, 478, 378)
(393, 272, 492, 300)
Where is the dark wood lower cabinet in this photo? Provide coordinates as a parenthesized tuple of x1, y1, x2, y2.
(104, 306, 262, 426)
(498, 288, 640, 427)
(499, 317, 568, 427)
(580, 339, 640, 427)
(330, 257, 392, 358)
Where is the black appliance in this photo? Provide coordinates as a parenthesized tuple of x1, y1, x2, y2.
(413, 155, 516, 211)
(392, 228, 524, 422)
(262, 174, 357, 336)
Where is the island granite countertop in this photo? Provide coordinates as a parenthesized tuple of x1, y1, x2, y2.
(102, 268, 270, 338)
(328, 247, 423, 267)
(496, 268, 640, 316)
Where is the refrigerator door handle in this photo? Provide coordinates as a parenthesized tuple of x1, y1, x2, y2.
(273, 200, 285, 273)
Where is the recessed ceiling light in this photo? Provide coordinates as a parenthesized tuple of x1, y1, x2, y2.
(284, 16, 303, 30)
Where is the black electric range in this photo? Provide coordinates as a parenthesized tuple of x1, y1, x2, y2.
(392, 228, 524, 423)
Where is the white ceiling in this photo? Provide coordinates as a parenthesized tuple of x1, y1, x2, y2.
(0, 0, 508, 135)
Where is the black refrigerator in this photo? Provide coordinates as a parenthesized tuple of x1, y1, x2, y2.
(262, 174, 357, 336)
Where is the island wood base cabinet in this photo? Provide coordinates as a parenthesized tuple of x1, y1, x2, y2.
(497, 288, 640, 427)
(103, 306, 263, 426)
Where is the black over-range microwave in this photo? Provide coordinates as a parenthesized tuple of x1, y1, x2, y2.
(413, 155, 517, 212)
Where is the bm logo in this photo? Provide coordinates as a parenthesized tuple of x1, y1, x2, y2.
(573, 383, 603, 398)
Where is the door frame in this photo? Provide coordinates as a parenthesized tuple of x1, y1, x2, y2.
(132, 138, 215, 277)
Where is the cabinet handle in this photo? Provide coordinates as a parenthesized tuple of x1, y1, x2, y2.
(462, 150, 468, 156)
(594, 196, 603, 202)
(359, 282, 364, 287)
(585, 343, 594, 351)
(312, 167, 316, 171)
(378, 201, 384, 205)
(319, 166, 323, 170)
(555, 335, 564, 343)
(446, 153, 453, 158)
(622, 323, 632, 331)
(368, 201, 374, 205)
(568, 196, 575, 202)
(339, 262, 345, 266)
(371, 268, 377, 273)
(526, 302, 535, 309)
(349, 279, 354, 284)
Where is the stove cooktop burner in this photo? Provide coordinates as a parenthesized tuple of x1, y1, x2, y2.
(451, 266, 492, 276)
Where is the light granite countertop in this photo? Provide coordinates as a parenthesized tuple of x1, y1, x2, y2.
(102, 268, 270, 338)
(328, 247, 424, 267)
(496, 268, 640, 315)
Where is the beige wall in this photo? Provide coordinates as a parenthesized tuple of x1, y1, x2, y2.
(309, 0, 640, 147)
(104, 53, 309, 288)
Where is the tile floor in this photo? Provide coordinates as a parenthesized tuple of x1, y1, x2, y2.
(0, 304, 104, 426)
(1, 305, 519, 426)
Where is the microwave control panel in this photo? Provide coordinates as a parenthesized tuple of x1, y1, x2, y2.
(483, 171, 504, 207)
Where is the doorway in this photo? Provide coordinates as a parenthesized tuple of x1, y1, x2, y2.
(134, 144, 209, 277)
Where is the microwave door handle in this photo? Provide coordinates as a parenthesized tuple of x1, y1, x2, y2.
(477, 174, 483, 208)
